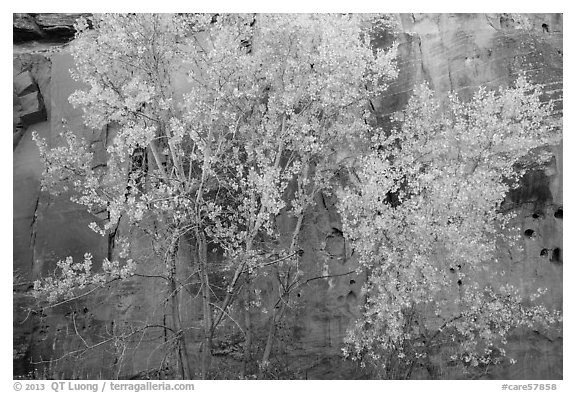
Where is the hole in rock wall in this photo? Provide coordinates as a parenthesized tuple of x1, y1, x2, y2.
(554, 208, 563, 219)
(457, 279, 462, 286)
(533, 212, 542, 219)
(551, 248, 561, 263)
(332, 227, 343, 236)
(349, 279, 356, 285)
(540, 249, 548, 257)
(524, 229, 535, 238)
(542, 23, 550, 33)
(346, 291, 357, 302)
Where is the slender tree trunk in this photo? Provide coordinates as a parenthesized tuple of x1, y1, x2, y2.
(259, 299, 285, 377)
(240, 237, 256, 378)
(211, 120, 285, 336)
(260, 158, 309, 372)
(260, 208, 305, 375)
(240, 279, 252, 378)
(167, 236, 194, 379)
(260, 311, 276, 376)
(196, 230, 212, 379)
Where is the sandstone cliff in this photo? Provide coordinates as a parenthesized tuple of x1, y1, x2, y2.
(13, 13, 91, 43)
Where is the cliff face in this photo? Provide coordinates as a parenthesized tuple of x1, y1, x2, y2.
(13, 14, 91, 43)
(13, 13, 562, 379)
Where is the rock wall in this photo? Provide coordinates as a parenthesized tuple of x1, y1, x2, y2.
(13, 13, 562, 379)
(13, 14, 91, 43)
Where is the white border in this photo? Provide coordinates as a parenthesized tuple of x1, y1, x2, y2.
(3, 3, 572, 392)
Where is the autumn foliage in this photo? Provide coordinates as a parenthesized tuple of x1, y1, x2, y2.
(30, 13, 561, 379)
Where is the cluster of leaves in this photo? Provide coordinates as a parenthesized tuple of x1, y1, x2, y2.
(34, 12, 397, 265)
(33, 253, 135, 304)
(337, 76, 562, 377)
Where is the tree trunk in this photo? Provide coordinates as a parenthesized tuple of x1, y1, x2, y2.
(240, 280, 252, 379)
(259, 207, 305, 375)
(259, 300, 283, 378)
(167, 236, 194, 379)
(196, 230, 212, 379)
(260, 311, 275, 376)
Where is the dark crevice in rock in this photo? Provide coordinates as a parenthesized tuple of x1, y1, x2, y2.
(107, 219, 118, 262)
(13, 129, 27, 150)
(91, 163, 107, 170)
(447, 65, 454, 92)
(533, 329, 555, 343)
(416, 37, 430, 85)
(554, 208, 562, 219)
(551, 248, 561, 263)
(29, 194, 40, 251)
(346, 291, 356, 302)
(319, 192, 328, 211)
